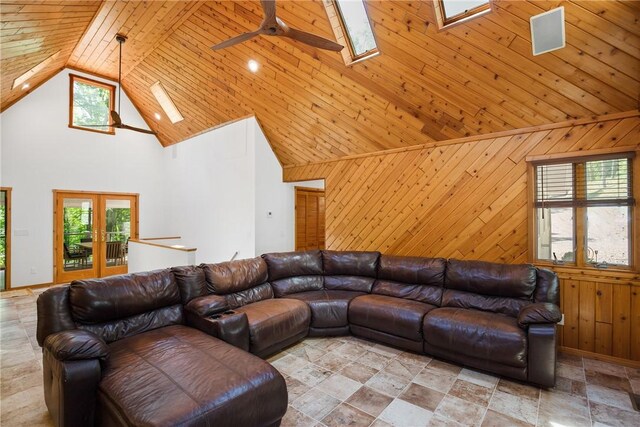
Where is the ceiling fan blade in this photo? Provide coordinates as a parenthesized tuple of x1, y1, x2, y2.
(261, 0, 276, 25)
(211, 31, 260, 50)
(119, 123, 157, 135)
(283, 27, 343, 52)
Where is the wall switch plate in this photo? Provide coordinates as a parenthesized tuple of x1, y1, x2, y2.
(30, 268, 37, 274)
(558, 314, 565, 326)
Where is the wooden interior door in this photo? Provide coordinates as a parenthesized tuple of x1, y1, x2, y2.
(295, 187, 325, 251)
(55, 191, 138, 284)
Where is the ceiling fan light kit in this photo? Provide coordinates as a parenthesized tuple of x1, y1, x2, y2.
(211, 0, 344, 52)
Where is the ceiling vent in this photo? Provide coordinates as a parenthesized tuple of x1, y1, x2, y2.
(530, 6, 565, 56)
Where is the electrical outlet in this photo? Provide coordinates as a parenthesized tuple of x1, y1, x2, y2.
(30, 268, 37, 275)
(558, 314, 565, 326)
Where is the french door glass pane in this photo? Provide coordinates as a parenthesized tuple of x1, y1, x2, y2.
(536, 207, 574, 262)
(586, 206, 630, 266)
(105, 199, 131, 267)
(63, 198, 93, 272)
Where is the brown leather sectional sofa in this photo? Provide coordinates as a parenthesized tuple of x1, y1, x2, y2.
(37, 250, 561, 427)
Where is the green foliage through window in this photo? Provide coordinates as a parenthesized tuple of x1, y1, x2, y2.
(71, 75, 114, 133)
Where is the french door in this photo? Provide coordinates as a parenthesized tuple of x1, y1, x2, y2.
(54, 191, 138, 284)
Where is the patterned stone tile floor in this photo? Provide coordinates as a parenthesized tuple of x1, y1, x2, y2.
(2, 288, 639, 427)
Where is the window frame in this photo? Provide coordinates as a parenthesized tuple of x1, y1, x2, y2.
(527, 148, 639, 272)
(323, 0, 379, 66)
(68, 74, 116, 135)
(433, 0, 492, 30)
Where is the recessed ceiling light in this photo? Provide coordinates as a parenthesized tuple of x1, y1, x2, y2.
(154, 112, 161, 120)
(247, 59, 259, 73)
(21, 83, 30, 90)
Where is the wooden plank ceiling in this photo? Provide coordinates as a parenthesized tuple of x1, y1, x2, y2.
(1, 1, 638, 167)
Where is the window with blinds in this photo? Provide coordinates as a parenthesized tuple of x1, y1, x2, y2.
(533, 153, 634, 267)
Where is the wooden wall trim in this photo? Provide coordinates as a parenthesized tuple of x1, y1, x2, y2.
(559, 347, 640, 369)
(284, 110, 640, 175)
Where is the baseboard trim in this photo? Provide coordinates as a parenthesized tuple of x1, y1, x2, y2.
(1, 282, 54, 292)
(559, 346, 640, 369)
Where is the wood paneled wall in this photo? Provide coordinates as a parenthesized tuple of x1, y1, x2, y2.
(556, 268, 640, 364)
(284, 112, 640, 363)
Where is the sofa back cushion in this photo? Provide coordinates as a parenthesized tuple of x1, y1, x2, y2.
(201, 257, 268, 294)
(200, 257, 273, 308)
(69, 269, 183, 343)
(442, 259, 537, 317)
(373, 256, 446, 305)
(263, 251, 324, 297)
(322, 250, 379, 292)
(171, 265, 208, 304)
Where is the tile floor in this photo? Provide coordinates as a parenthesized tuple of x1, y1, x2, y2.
(1, 287, 639, 427)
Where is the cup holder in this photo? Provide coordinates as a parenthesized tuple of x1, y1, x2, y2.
(223, 310, 235, 315)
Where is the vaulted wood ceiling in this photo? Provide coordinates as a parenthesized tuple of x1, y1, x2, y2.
(1, 1, 638, 167)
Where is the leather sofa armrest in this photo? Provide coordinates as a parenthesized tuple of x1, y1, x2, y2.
(185, 309, 250, 351)
(185, 294, 229, 317)
(518, 303, 562, 328)
(44, 330, 109, 362)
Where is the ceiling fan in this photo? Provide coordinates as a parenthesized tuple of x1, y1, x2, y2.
(211, 0, 344, 52)
(83, 34, 156, 135)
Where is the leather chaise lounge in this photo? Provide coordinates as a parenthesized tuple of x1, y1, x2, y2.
(37, 250, 561, 427)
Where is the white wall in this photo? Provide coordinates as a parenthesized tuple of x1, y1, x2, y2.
(0, 69, 167, 287)
(128, 241, 196, 273)
(254, 125, 323, 255)
(1, 69, 321, 287)
(163, 119, 256, 264)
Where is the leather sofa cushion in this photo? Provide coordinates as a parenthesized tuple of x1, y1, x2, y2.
(80, 305, 183, 344)
(201, 257, 268, 294)
(378, 255, 446, 286)
(373, 280, 443, 306)
(226, 283, 274, 309)
(263, 251, 323, 281)
(349, 294, 436, 341)
(322, 250, 379, 276)
(441, 289, 529, 317)
(70, 269, 180, 325)
(423, 308, 527, 368)
(445, 259, 536, 299)
(270, 276, 324, 298)
(99, 325, 287, 426)
(287, 290, 365, 328)
(171, 265, 207, 304)
(324, 276, 374, 293)
(234, 299, 310, 354)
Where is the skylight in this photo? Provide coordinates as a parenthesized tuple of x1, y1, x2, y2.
(150, 81, 184, 124)
(12, 51, 61, 89)
(437, 0, 491, 27)
(324, 0, 378, 65)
